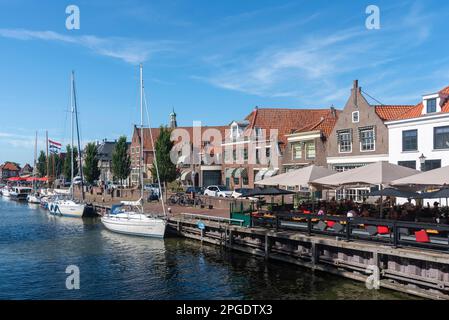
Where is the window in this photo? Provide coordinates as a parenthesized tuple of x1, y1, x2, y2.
(360, 128, 375, 151)
(266, 147, 270, 158)
(231, 125, 238, 139)
(427, 98, 437, 113)
(233, 177, 240, 185)
(402, 130, 418, 151)
(292, 143, 302, 160)
(305, 141, 316, 160)
(398, 161, 416, 170)
(338, 130, 352, 153)
(434, 126, 449, 150)
(423, 160, 441, 172)
(352, 111, 359, 123)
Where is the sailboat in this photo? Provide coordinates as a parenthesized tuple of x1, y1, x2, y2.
(101, 64, 167, 238)
(48, 71, 86, 218)
(27, 131, 41, 204)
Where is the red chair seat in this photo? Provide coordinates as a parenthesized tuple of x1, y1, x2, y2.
(303, 210, 311, 214)
(377, 226, 389, 234)
(327, 221, 335, 228)
(415, 230, 430, 243)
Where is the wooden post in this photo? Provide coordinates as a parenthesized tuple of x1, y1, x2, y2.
(311, 242, 319, 268)
(264, 234, 270, 259)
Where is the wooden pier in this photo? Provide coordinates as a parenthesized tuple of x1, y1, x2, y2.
(167, 214, 449, 300)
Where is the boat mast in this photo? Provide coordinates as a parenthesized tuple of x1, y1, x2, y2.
(72, 71, 85, 201)
(33, 131, 37, 192)
(70, 71, 74, 199)
(140, 64, 144, 207)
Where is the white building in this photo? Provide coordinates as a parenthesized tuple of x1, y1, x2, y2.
(386, 85, 449, 172)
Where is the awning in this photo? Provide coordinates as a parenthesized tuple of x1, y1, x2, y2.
(180, 169, 193, 181)
(233, 168, 248, 178)
(7, 177, 26, 181)
(254, 169, 269, 182)
(263, 168, 279, 179)
(225, 168, 236, 178)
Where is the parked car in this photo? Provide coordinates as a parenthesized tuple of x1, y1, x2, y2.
(185, 186, 204, 195)
(72, 176, 85, 185)
(204, 185, 232, 198)
(231, 188, 258, 201)
(144, 183, 161, 196)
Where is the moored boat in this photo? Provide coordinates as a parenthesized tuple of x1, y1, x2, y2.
(10, 187, 32, 201)
(101, 64, 166, 238)
(48, 198, 86, 217)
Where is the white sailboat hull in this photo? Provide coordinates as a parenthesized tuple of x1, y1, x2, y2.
(48, 200, 86, 218)
(2, 189, 11, 197)
(101, 213, 166, 238)
(27, 195, 41, 204)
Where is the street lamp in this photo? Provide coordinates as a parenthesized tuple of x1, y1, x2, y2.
(419, 153, 427, 171)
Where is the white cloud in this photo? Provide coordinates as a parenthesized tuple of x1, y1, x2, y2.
(0, 28, 175, 64)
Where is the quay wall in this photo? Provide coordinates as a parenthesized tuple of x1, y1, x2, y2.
(167, 216, 449, 300)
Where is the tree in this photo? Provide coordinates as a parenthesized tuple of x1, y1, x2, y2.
(37, 151, 47, 177)
(151, 126, 177, 185)
(63, 145, 78, 181)
(83, 142, 100, 185)
(111, 136, 131, 185)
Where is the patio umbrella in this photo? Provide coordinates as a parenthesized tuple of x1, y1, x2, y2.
(368, 187, 419, 198)
(244, 187, 295, 197)
(312, 161, 419, 187)
(7, 177, 26, 182)
(312, 161, 420, 219)
(392, 165, 449, 186)
(256, 165, 336, 187)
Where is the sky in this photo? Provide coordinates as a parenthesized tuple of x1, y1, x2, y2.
(1, 0, 449, 165)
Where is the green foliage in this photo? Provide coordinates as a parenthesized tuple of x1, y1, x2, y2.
(150, 126, 177, 184)
(37, 151, 47, 177)
(83, 142, 101, 184)
(63, 145, 78, 181)
(48, 154, 64, 178)
(111, 136, 131, 184)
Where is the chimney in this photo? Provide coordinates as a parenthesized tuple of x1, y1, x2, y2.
(330, 106, 337, 117)
(353, 80, 359, 107)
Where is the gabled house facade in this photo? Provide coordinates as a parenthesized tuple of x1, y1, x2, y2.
(327, 80, 416, 172)
(0, 162, 21, 182)
(326, 80, 417, 201)
(130, 111, 227, 187)
(221, 107, 335, 189)
(283, 107, 340, 172)
(386, 85, 449, 171)
(20, 163, 33, 176)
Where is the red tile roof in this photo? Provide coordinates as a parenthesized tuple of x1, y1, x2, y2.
(374, 105, 416, 121)
(295, 109, 341, 137)
(244, 108, 334, 144)
(0, 162, 20, 171)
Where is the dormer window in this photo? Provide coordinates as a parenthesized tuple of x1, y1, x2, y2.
(427, 98, 437, 113)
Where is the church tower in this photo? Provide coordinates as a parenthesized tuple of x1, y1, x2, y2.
(169, 108, 177, 128)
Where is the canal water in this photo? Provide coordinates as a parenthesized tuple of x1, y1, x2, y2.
(0, 197, 414, 300)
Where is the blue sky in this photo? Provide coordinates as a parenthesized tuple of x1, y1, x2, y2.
(1, 0, 449, 165)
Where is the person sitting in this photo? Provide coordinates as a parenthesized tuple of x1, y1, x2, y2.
(360, 206, 370, 218)
(317, 207, 325, 216)
(347, 207, 357, 218)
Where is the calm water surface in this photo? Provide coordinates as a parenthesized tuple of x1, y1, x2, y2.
(0, 197, 414, 300)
